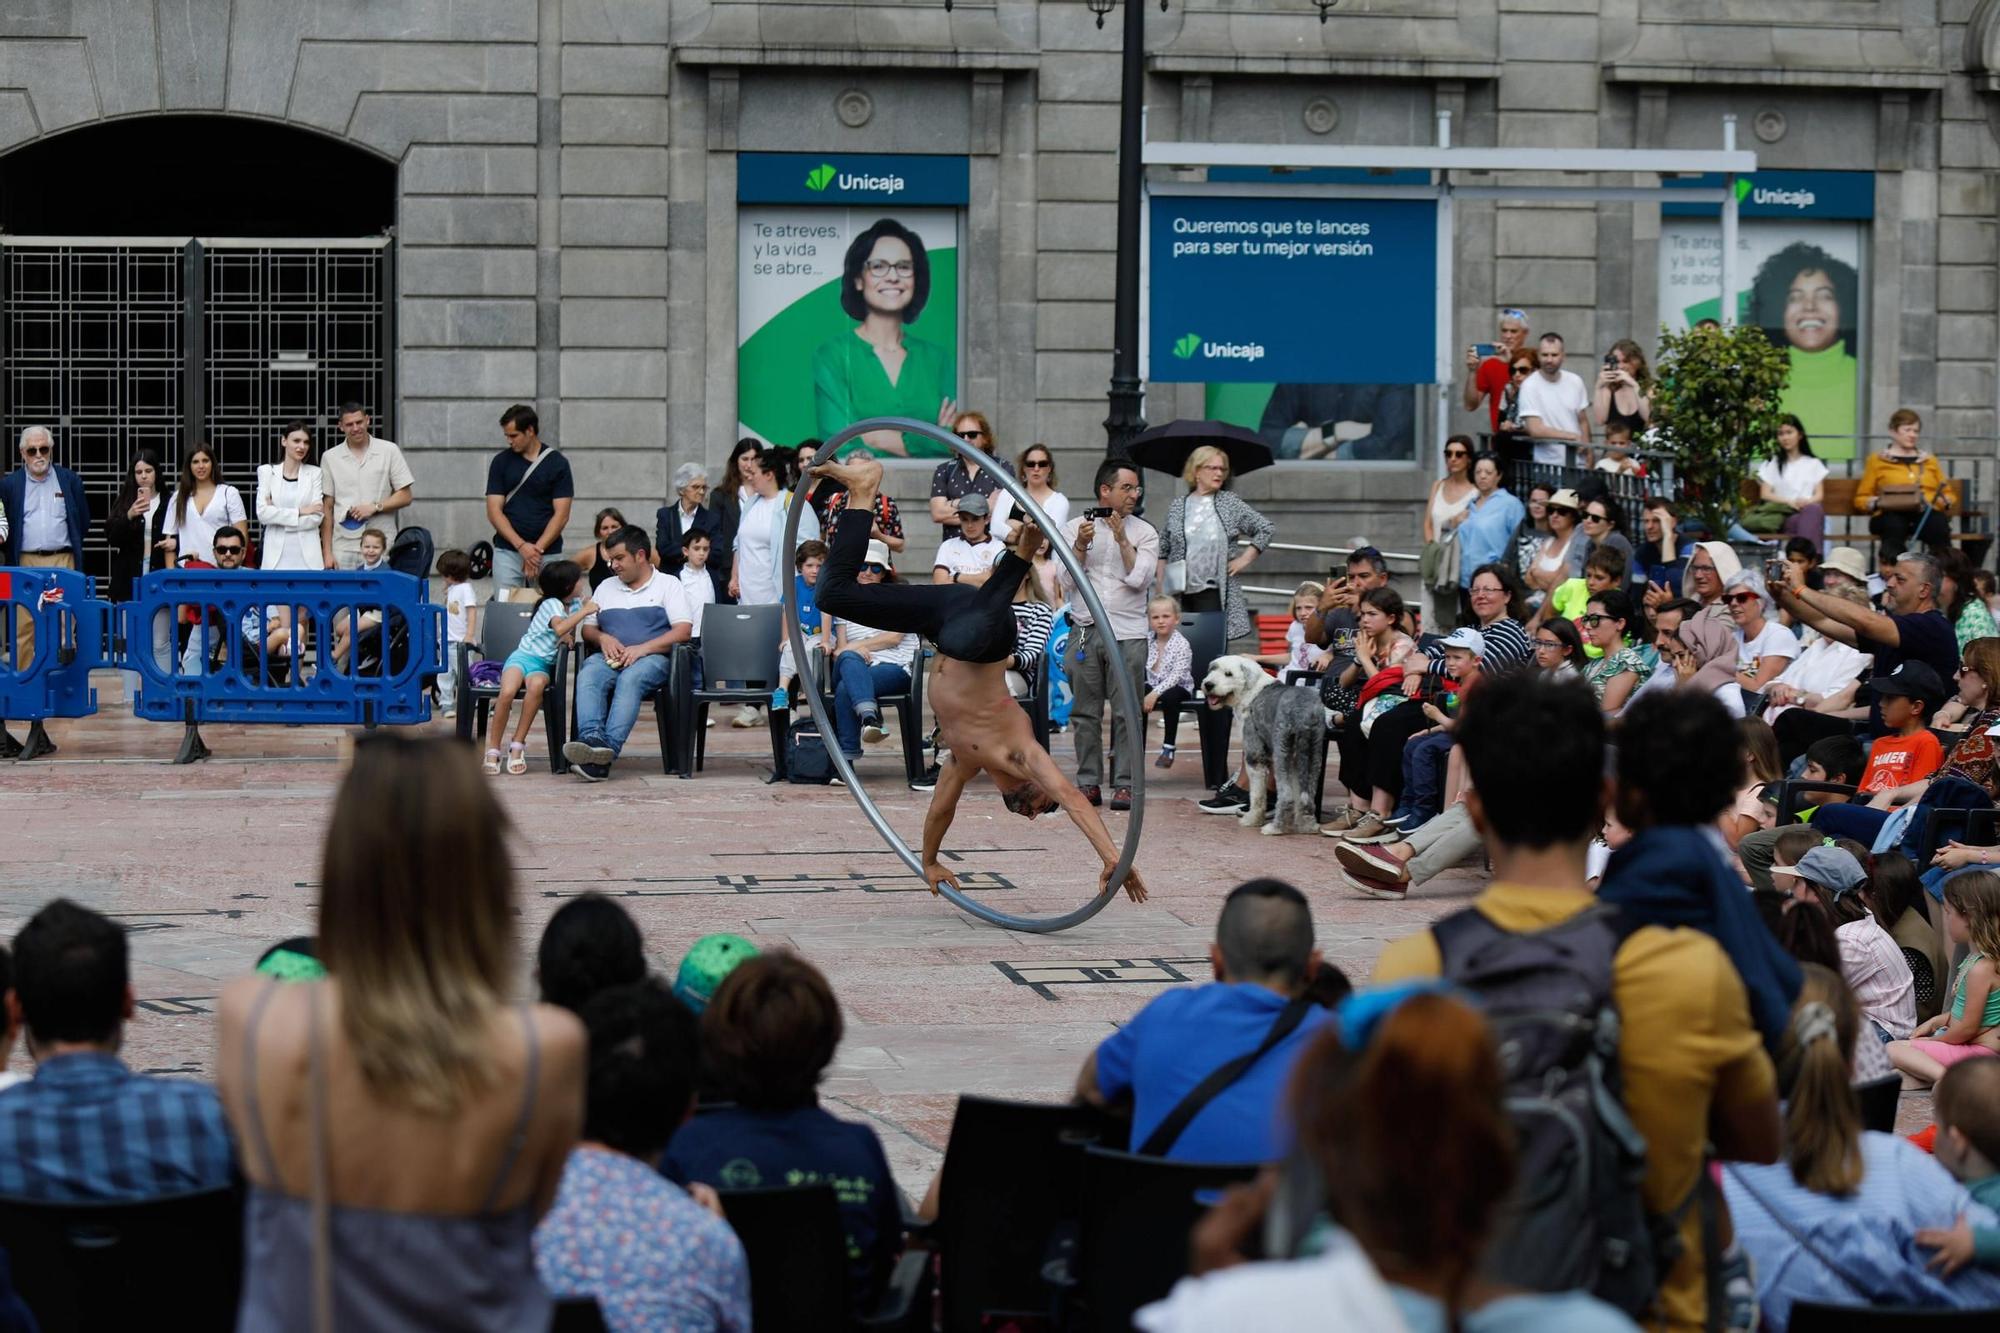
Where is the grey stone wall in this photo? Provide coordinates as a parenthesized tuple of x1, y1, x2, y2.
(0, 0, 1996, 601)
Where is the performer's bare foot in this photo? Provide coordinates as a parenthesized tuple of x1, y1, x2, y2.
(810, 456, 882, 509)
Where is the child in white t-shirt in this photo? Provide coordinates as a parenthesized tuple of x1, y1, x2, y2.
(678, 531, 719, 690)
(436, 548, 479, 716)
(1258, 582, 1331, 684)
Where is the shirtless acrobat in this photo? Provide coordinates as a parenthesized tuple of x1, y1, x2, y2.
(809, 457, 1148, 905)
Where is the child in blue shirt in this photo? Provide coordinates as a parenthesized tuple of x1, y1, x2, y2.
(485, 559, 591, 774)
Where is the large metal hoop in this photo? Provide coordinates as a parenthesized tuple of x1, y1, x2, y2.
(779, 416, 1146, 933)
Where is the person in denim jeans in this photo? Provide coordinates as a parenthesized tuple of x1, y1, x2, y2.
(829, 539, 918, 759)
(563, 526, 692, 781)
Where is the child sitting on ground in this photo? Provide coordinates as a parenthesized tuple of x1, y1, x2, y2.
(1258, 581, 1332, 684)
(484, 560, 592, 775)
(1915, 1059, 2000, 1275)
(436, 548, 477, 717)
(1143, 597, 1196, 769)
(1889, 870, 2000, 1089)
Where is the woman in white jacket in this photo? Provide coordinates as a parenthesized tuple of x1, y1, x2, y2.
(256, 420, 327, 570)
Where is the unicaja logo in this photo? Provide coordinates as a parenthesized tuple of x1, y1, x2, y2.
(806, 161, 906, 194)
(1176, 333, 1265, 363)
(805, 163, 837, 191)
(1173, 332, 1202, 360)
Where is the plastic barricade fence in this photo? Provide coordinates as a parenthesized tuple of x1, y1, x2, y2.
(124, 570, 444, 727)
(0, 567, 113, 722)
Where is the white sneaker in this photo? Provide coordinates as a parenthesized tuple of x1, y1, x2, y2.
(731, 705, 762, 728)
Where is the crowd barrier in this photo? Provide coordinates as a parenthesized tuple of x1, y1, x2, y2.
(0, 568, 443, 762)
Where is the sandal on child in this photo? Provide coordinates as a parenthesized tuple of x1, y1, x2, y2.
(483, 749, 503, 775)
(505, 743, 528, 775)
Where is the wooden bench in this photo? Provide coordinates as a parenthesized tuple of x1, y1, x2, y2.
(1741, 475, 1984, 558)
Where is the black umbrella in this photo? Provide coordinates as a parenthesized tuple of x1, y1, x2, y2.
(1125, 419, 1274, 479)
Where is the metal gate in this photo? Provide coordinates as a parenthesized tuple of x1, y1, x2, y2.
(0, 236, 394, 585)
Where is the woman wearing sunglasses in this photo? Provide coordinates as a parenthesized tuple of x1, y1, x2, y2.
(1722, 569, 1798, 693)
(1524, 487, 1588, 613)
(1420, 435, 1478, 632)
(1578, 499, 1634, 582)
(1581, 589, 1649, 714)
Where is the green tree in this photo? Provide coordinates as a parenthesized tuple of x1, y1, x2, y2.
(1652, 323, 1791, 540)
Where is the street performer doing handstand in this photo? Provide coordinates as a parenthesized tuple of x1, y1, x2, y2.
(809, 457, 1148, 905)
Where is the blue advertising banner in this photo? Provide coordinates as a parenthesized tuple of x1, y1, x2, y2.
(1662, 170, 1874, 220)
(738, 152, 970, 206)
(1149, 195, 1436, 384)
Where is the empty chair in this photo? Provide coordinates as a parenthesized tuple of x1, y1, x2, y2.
(0, 1186, 243, 1332)
(1160, 609, 1234, 791)
(454, 599, 570, 773)
(691, 603, 791, 778)
(719, 1184, 929, 1333)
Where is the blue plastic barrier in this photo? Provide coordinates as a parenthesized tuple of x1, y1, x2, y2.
(0, 567, 113, 723)
(124, 570, 444, 727)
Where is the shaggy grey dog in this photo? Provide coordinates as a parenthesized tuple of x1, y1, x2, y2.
(1200, 655, 1324, 836)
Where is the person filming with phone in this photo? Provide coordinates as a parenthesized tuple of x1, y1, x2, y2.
(1057, 462, 1160, 813)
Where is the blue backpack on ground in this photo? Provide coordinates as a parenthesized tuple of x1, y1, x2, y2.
(785, 718, 834, 784)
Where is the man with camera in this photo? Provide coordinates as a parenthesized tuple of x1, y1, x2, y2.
(1056, 461, 1159, 812)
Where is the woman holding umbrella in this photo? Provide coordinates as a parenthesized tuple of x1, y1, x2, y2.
(1157, 444, 1275, 657)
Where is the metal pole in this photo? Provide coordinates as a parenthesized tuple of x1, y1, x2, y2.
(1720, 115, 1740, 328)
(1433, 109, 1454, 478)
(1103, 0, 1149, 459)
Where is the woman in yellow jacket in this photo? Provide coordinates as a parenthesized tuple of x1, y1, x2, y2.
(1856, 407, 1951, 561)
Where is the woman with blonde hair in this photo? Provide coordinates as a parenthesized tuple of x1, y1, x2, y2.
(218, 735, 585, 1331)
(1161, 444, 1275, 656)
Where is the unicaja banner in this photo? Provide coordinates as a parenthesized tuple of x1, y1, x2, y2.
(737, 154, 967, 458)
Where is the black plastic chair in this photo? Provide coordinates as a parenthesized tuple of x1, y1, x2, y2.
(1790, 1303, 2000, 1331)
(0, 1185, 244, 1332)
(809, 638, 927, 786)
(1160, 609, 1234, 790)
(455, 598, 571, 773)
(1854, 1074, 1901, 1134)
(1048, 1145, 1260, 1332)
(718, 1184, 931, 1333)
(566, 637, 690, 777)
(930, 1095, 1118, 1331)
(691, 604, 791, 779)
(1768, 778, 1859, 824)
(1915, 805, 2000, 864)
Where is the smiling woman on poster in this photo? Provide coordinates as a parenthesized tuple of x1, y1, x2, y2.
(813, 218, 958, 458)
(1750, 242, 1860, 454)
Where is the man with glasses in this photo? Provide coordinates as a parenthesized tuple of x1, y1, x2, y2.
(929, 411, 1011, 542)
(1461, 307, 1531, 431)
(178, 529, 289, 678)
(0, 426, 91, 759)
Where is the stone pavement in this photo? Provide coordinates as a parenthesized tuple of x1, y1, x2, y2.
(0, 676, 1930, 1200)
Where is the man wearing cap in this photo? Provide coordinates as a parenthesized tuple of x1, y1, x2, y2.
(1803, 661, 1948, 849)
(931, 494, 1005, 587)
(1772, 846, 1916, 1044)
(1462, 308, 1531, 431)
(1515, 333, 1592, 467)
(1772, 549, 1959, 759)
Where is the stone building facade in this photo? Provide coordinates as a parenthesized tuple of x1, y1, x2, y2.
(1, 1, 1998, 593)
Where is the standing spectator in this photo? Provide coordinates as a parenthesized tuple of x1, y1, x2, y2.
(729, 448, 819, 607)
(575, 507, 630, 593)
(1455, 456, 1526, 620)
(485, 404, 574, 590)
(107, 447, 168, 599)
(1460, 306, 1532, 431)
(1495, 347, 1537, 445)
(1722, 966, 2000, 1326)
(1755, 415, 1828, 551)
(929, 410, 1009, 542)
(931, 494, 1006, 586)
(255, 421, 326, 571)
(1161, 445, 1274, 657)
(1513, 483, 1553, 585)
(536, 893, 647, 1016)
(1009, 441, 1070, 533)
(666, 953, 904, 1318)
(1057, 461, 1159, 811)
(321, 401, 414, 569)
(1418, 435, 1477, 633)
(707, 439, 763, 599)
(536, 981, 751, 1333)
(1376, 673, 1784, 1331)
(565, 527, 692, 782)
(676, 531, 718, 642)
(217, 735, 586, 1331)
(1515, 333, 1592, 467)
(160, 441, 246, 566)
(820, 472, 907, 556)
(1077, 878, 1333, 1161)
(0, 899, 233, 1201)
(1772, 550, 1959, 753)
(656, 464, 726, 594)
(436, 548, 477, 717)
(1857, 408, 1951, 562)
(1590, 338, 1654, 437)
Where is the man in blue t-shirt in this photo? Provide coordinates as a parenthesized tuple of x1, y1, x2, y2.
(485, 403, 575, 589)
(1076, 878, 1332, 1163)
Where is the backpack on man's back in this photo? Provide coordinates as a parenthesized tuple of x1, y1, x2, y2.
(1434, 902, 1671, 1318)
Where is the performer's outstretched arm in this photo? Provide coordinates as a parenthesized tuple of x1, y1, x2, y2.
(1019, 745, 1149, 903)
(920, 757, 972, 895)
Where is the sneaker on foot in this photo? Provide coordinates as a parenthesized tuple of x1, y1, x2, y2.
(860, 714, 888, 744)
(1335, 842, 1410, 885)
(1080, 784, 1103, 807)
(574, 762, 610, 783)
(1198, 783, 1248, 814)
(731, 705, 761, 729)
(1154, 746, 1175, 769)
(563, 740, 615, 769)
(1337, 865, 1410, 900)
(1319, 805, 1364, 835)
(910, 765, 940, 792)
(1109, 786, 1132, 811)
(1344, 813, 1400, 844)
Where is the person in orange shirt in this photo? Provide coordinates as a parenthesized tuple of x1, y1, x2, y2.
(1855, 408, 1951, 561)
(1806, 660, 1949, 847)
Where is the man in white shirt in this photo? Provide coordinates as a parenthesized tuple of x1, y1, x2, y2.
(563, 526, 692, 782)
(1515, 333, 1592, 467)
(321, 403, 416, 569)
(1057, 461, 1160, 811)
(932, 495, 1006, 587)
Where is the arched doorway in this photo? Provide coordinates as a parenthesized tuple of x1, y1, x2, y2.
(0, 116, 397, 583)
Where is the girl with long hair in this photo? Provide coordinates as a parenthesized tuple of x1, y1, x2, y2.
(160, 441, 247, 565)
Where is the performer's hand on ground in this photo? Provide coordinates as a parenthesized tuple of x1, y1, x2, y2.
(1103, 860, 1148, 903)
(923, 861, 961, 897)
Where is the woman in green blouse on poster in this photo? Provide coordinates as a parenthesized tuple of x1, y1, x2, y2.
(813, 217, 958, 458)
